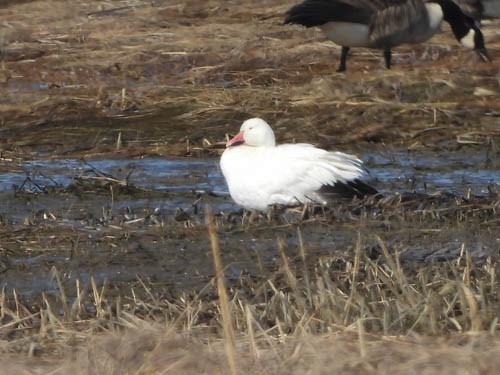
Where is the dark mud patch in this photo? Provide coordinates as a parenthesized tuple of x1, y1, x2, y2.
(0, 185, 498, 355)
(0, 152, 497, 307)
(0, 149, 498, 367)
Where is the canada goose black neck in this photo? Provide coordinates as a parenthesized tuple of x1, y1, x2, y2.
(432, 0, 489, 56)
(431, 0, 473, 39)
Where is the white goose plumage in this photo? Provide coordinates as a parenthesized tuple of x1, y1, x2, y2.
(220, 118, 375, 211)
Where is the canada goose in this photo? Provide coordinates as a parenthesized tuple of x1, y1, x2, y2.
(454, 0, 500, 20)
(284, 0, 492, 71)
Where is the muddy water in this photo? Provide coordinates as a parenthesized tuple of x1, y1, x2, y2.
(1, 148, 497, 194)
(0, 157, 226, 196)
(0, 148, 498, 303)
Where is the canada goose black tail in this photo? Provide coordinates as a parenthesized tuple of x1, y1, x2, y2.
(284, 0, 372, 27)
(320, 179, 379, 199)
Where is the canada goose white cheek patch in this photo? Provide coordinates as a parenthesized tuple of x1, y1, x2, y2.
(460, 29, 476, 49)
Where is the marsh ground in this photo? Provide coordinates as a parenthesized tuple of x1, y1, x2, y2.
(0, 1, 499, 374)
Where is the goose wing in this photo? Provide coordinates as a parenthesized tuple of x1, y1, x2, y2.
(262, 144, 366, 204)
(220, 143, 368, 210)
(284, 0, 373, 26)
(367, 0, 429, 46)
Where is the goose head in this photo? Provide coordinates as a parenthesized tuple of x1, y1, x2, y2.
(226, 118, 276, 147)
(435, 0, 492, 61)
(459, 18, 491, 62)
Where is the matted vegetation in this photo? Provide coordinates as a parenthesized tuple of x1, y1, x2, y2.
(0, 0, 499, 374)
(0, 0, 498, 157)
(1, 185, 499, 373)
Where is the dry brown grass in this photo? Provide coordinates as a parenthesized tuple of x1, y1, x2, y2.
(0, 0, 498, 157)
(5, 329, 500, 374)
(1, 199, 499, 373)
(0, 1, 499, 373)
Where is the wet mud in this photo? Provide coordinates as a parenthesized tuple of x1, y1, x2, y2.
(0, 149, 498, 310)
(0, 1, 498, 364)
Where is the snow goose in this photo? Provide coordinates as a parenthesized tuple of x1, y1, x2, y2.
(284, 0, 491, 72)
(220, 118, 377, 211)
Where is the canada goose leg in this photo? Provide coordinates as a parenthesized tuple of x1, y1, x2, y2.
(337, 46, 349, 72)
(383, 49, 392, 69)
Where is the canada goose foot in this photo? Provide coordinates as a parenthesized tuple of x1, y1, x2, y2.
(475, 48, 492, 62)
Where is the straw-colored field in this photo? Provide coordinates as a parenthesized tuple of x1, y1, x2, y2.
(1, 0, 498, 154)
(0, 1, 499, 374)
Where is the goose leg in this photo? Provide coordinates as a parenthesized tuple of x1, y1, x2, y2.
(337, 46, 349, 72)
(383, 49, 392, 69)
(242, 209, 260, 226)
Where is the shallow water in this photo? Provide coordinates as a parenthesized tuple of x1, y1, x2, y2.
(0, 148, 498, 300)
(1, 150, 497, 196)
(364, 149, 498, 195)
(0, 157, 223, 192)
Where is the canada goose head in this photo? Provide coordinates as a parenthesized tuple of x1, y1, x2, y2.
(433, 0, 491, 61)
(460, 16, 491, 61)
(226, 118, 276, 148)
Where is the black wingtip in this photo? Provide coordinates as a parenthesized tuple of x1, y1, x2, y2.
(320, 179, 379, 199)
(350, 179, 379, 196)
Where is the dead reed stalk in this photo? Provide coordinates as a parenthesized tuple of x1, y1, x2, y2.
(206, 205, 238, 375)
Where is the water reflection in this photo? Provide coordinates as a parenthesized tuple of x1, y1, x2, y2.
(0, 152, 498, 196)
(1, 157, 226, 194)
